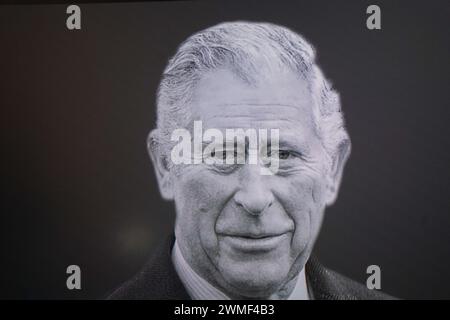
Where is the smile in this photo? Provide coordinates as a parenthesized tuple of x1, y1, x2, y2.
(220, 233, 290, 253)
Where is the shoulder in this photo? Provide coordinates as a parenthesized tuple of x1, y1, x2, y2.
(306, 256, 397, 300)
(107, 236, 190, 300)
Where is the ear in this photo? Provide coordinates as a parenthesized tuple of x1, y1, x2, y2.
(325, 139, 351, 206)
(147, 129, 174, 201)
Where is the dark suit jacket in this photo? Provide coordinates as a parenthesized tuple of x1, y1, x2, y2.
(108, 235, 395, 300)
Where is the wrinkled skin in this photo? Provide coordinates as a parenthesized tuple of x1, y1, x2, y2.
(149, 68, 348, 299)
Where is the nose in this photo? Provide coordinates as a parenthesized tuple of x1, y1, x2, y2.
(233, 166, 274, 216)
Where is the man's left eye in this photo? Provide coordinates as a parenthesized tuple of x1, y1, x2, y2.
(267, 150, 296, 160)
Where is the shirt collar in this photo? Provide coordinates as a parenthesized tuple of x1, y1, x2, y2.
(172, 239, 310, 300)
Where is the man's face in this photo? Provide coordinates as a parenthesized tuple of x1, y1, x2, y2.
(167, 68, 332, 298)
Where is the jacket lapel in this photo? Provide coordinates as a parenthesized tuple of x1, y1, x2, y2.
(108, 235, 190, 299)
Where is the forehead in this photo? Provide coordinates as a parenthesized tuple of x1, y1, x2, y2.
(190, 68, 318, 141)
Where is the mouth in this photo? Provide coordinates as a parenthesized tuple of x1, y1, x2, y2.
(219, 232, 290, 253)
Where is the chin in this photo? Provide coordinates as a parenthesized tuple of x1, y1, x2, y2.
(219, 260, 290, 298)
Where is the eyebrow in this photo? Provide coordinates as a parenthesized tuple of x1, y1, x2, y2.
(199, 137, 310, 155)
(218, 103, 300, 109)
(277, 138, 311, 154)
(200, 139, 247, 149)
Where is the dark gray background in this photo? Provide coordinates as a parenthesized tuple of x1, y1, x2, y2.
(1, 0, 449, 299)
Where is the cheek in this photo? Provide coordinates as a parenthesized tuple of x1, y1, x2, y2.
(274, 173, 327, 253)
(277, 172, 326, 217)
(173, 167, 236, 253)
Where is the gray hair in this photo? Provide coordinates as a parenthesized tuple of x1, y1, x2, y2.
(153, 21, 350, 165)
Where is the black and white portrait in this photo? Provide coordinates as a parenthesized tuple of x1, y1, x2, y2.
(1, 0, 449, 301)
(108, 21, 391, 300)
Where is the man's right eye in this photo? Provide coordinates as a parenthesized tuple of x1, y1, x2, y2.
(209, 150, 238, 160)
(210, 150, 226, 160)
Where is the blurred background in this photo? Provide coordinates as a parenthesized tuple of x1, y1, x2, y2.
(1, 0, 449, 299)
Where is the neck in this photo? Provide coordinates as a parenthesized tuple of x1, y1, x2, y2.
(172, 240, 308, 300)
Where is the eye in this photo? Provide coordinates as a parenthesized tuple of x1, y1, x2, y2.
(269, 149, 304, 161)
(278, 150, 291, 160)
(206, 150, 239, 175)
(210, 150, 236, 160)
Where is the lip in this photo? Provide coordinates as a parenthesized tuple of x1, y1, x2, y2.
(220, 233, 290, 252)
